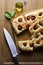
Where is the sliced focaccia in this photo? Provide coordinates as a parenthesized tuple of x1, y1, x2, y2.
(24, 12, 37, 29)
(36, 10, 43, 19)
(32, 32, 43, 48)
(18, 40, 33, 51)
(29, 19, 40, 34)
(33, 37, 43, 48)
(12, 15, 26, 34)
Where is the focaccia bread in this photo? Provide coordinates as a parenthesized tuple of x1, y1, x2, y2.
(12, 9, 43, 51)
(18, 40, 33, 51)
(12, 15, 26, 34)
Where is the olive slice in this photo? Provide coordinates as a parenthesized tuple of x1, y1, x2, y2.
(30, 43, 33, 47)
(18, 25, 22, 30)
(23, 42, 27, 46)
(36, 41, 40, 44)
(38, 12, 42, 16)
(18, 18, 22, 22)
(26, 24, 30, 29)
(39, 20, 43, 26)
(33, 24, 38, 30)
(27, 16, 30, 20)
(34, 33, 39, 38)
(31, 15, 36, 20)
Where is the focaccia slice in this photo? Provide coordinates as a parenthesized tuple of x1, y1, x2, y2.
(32, 32, 43, 48)
(29, 19, 40, 34)
(24, 11, 38, 29)
(12, 15, 26, 34)
(37, 10, 43, 19)
(18, 40, 33, 51)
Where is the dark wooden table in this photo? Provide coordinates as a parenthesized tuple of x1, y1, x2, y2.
(0, 0, 43, 65)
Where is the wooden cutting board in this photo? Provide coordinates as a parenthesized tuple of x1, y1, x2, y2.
(0, 0, 43, 65)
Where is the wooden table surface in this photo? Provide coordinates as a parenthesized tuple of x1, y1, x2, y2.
(0, 0, 43, 65)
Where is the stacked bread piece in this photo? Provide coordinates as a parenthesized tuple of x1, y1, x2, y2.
(12, 9, 43, 51)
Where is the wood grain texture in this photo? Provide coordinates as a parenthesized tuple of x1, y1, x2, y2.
(0, 0, 43, 65)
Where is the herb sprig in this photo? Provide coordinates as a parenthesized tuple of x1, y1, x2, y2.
(5, 10, 16, 20)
